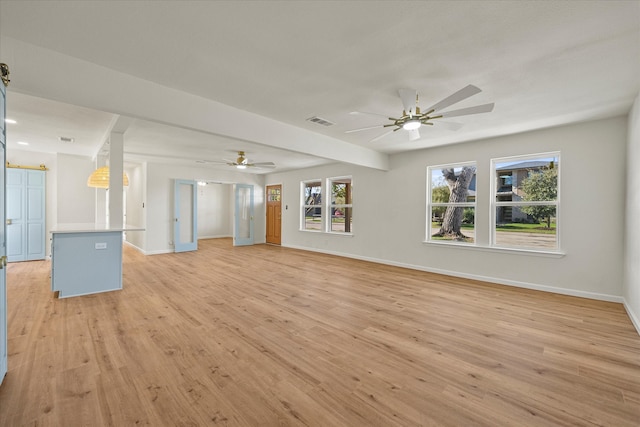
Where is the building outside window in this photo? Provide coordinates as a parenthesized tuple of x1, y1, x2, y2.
(491, 153, 560, 251)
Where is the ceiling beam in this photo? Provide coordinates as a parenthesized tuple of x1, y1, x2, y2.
(2, 37, 389, 171)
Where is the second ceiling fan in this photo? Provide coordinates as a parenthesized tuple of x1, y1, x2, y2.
(225, 151, 275, 170)
(347, 84, 494, 142)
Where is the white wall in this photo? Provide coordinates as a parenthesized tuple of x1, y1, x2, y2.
(267, 116, 628, 302)
(124, 163, 146, 251)
(624, 95, 640, 332)
(56, 153, 95, 224)
(197, 183, 233, 239)
(144, 163, 265, 254)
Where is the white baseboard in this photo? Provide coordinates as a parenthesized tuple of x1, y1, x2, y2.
(123, 240, 145, 253)
(623, 299, 640, 336)
(143, 249, 174, 255)
(123, 240, 173, 256)
(282, 244, 624, 303)
(198, 234, 232, 240)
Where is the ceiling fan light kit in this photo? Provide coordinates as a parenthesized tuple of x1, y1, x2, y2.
(347, 84, 494, 142)
(402, 118, 422, 131)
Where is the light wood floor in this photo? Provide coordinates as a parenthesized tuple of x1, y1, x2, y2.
(1, 238, 639, 426)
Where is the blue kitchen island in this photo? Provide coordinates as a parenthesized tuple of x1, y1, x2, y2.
(50, 224, 144, 298)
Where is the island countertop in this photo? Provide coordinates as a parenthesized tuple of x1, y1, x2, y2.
(51, 223, 145, 234)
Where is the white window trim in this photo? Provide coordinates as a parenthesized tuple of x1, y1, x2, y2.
(490, 151, 561, 252)
(300, 179, 323, 232)
(326, 176, 353, 235)
(426, 161, 477, 244)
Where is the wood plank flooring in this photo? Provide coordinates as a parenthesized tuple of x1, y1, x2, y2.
(1, 238, 639, 426)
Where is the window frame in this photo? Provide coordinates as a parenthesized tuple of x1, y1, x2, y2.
(326, 176, 353, 235)
(490, 152, 561, 252)
(426, 161, 477, 245)
(300, 179, 323, 232)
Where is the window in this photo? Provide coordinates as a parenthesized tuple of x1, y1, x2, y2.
(491, 153, 559, 251)
(328, 177, 352, 233)
(427, 162, 476, 244)
(301, 180, 322, 231)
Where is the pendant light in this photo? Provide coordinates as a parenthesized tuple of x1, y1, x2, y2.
(87, 166, 129, 189)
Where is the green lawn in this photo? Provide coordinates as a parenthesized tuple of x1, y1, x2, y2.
(496, 222, 556, 234)
(431, 222, 556, 234)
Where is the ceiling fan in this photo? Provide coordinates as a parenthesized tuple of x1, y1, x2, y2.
(196, 151, 276, 169)
(225, 151, 276, 170)
(347, 84, 494, 142)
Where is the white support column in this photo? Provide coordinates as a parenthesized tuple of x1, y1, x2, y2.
(108, 132, 124, 228)
(95, 153, 107, 225)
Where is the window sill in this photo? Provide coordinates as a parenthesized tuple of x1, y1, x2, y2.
(422, 240, 565, 258)
(299, 229, 354, 237)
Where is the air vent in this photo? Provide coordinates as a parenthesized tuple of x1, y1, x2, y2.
(306, 116, 334, 127)
(59, 136, 75, 143)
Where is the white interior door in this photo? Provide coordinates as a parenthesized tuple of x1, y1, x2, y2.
(174, 179, 197, 252)
(234, 184, 254, 246)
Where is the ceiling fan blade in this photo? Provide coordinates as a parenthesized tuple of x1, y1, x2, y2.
(349, 111, 389, 119)
(437, 103, 495, 118)
(426, 84, 482, 112)
(345, 124, 384, 134)
(434, 121, 464, 131)
(408, 129, 421, 141)
(398, 88, 417, 116)
(370, 129, 394, 143)
(195, 159, 227, 165)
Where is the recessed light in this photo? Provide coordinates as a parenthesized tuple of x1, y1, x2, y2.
(4, 118, 16, 124)
(17, 141, 29, 146)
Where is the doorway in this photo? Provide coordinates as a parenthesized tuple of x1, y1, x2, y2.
(266, 184, 281, 245)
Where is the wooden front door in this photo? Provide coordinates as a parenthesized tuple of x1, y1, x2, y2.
(266, 185, 281, 245)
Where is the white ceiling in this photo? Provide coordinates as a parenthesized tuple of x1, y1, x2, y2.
(1, 1, 638, 173)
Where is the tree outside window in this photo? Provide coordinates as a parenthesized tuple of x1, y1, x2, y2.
(301, 180, 322, 231)
(427, 163, 476, 243)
